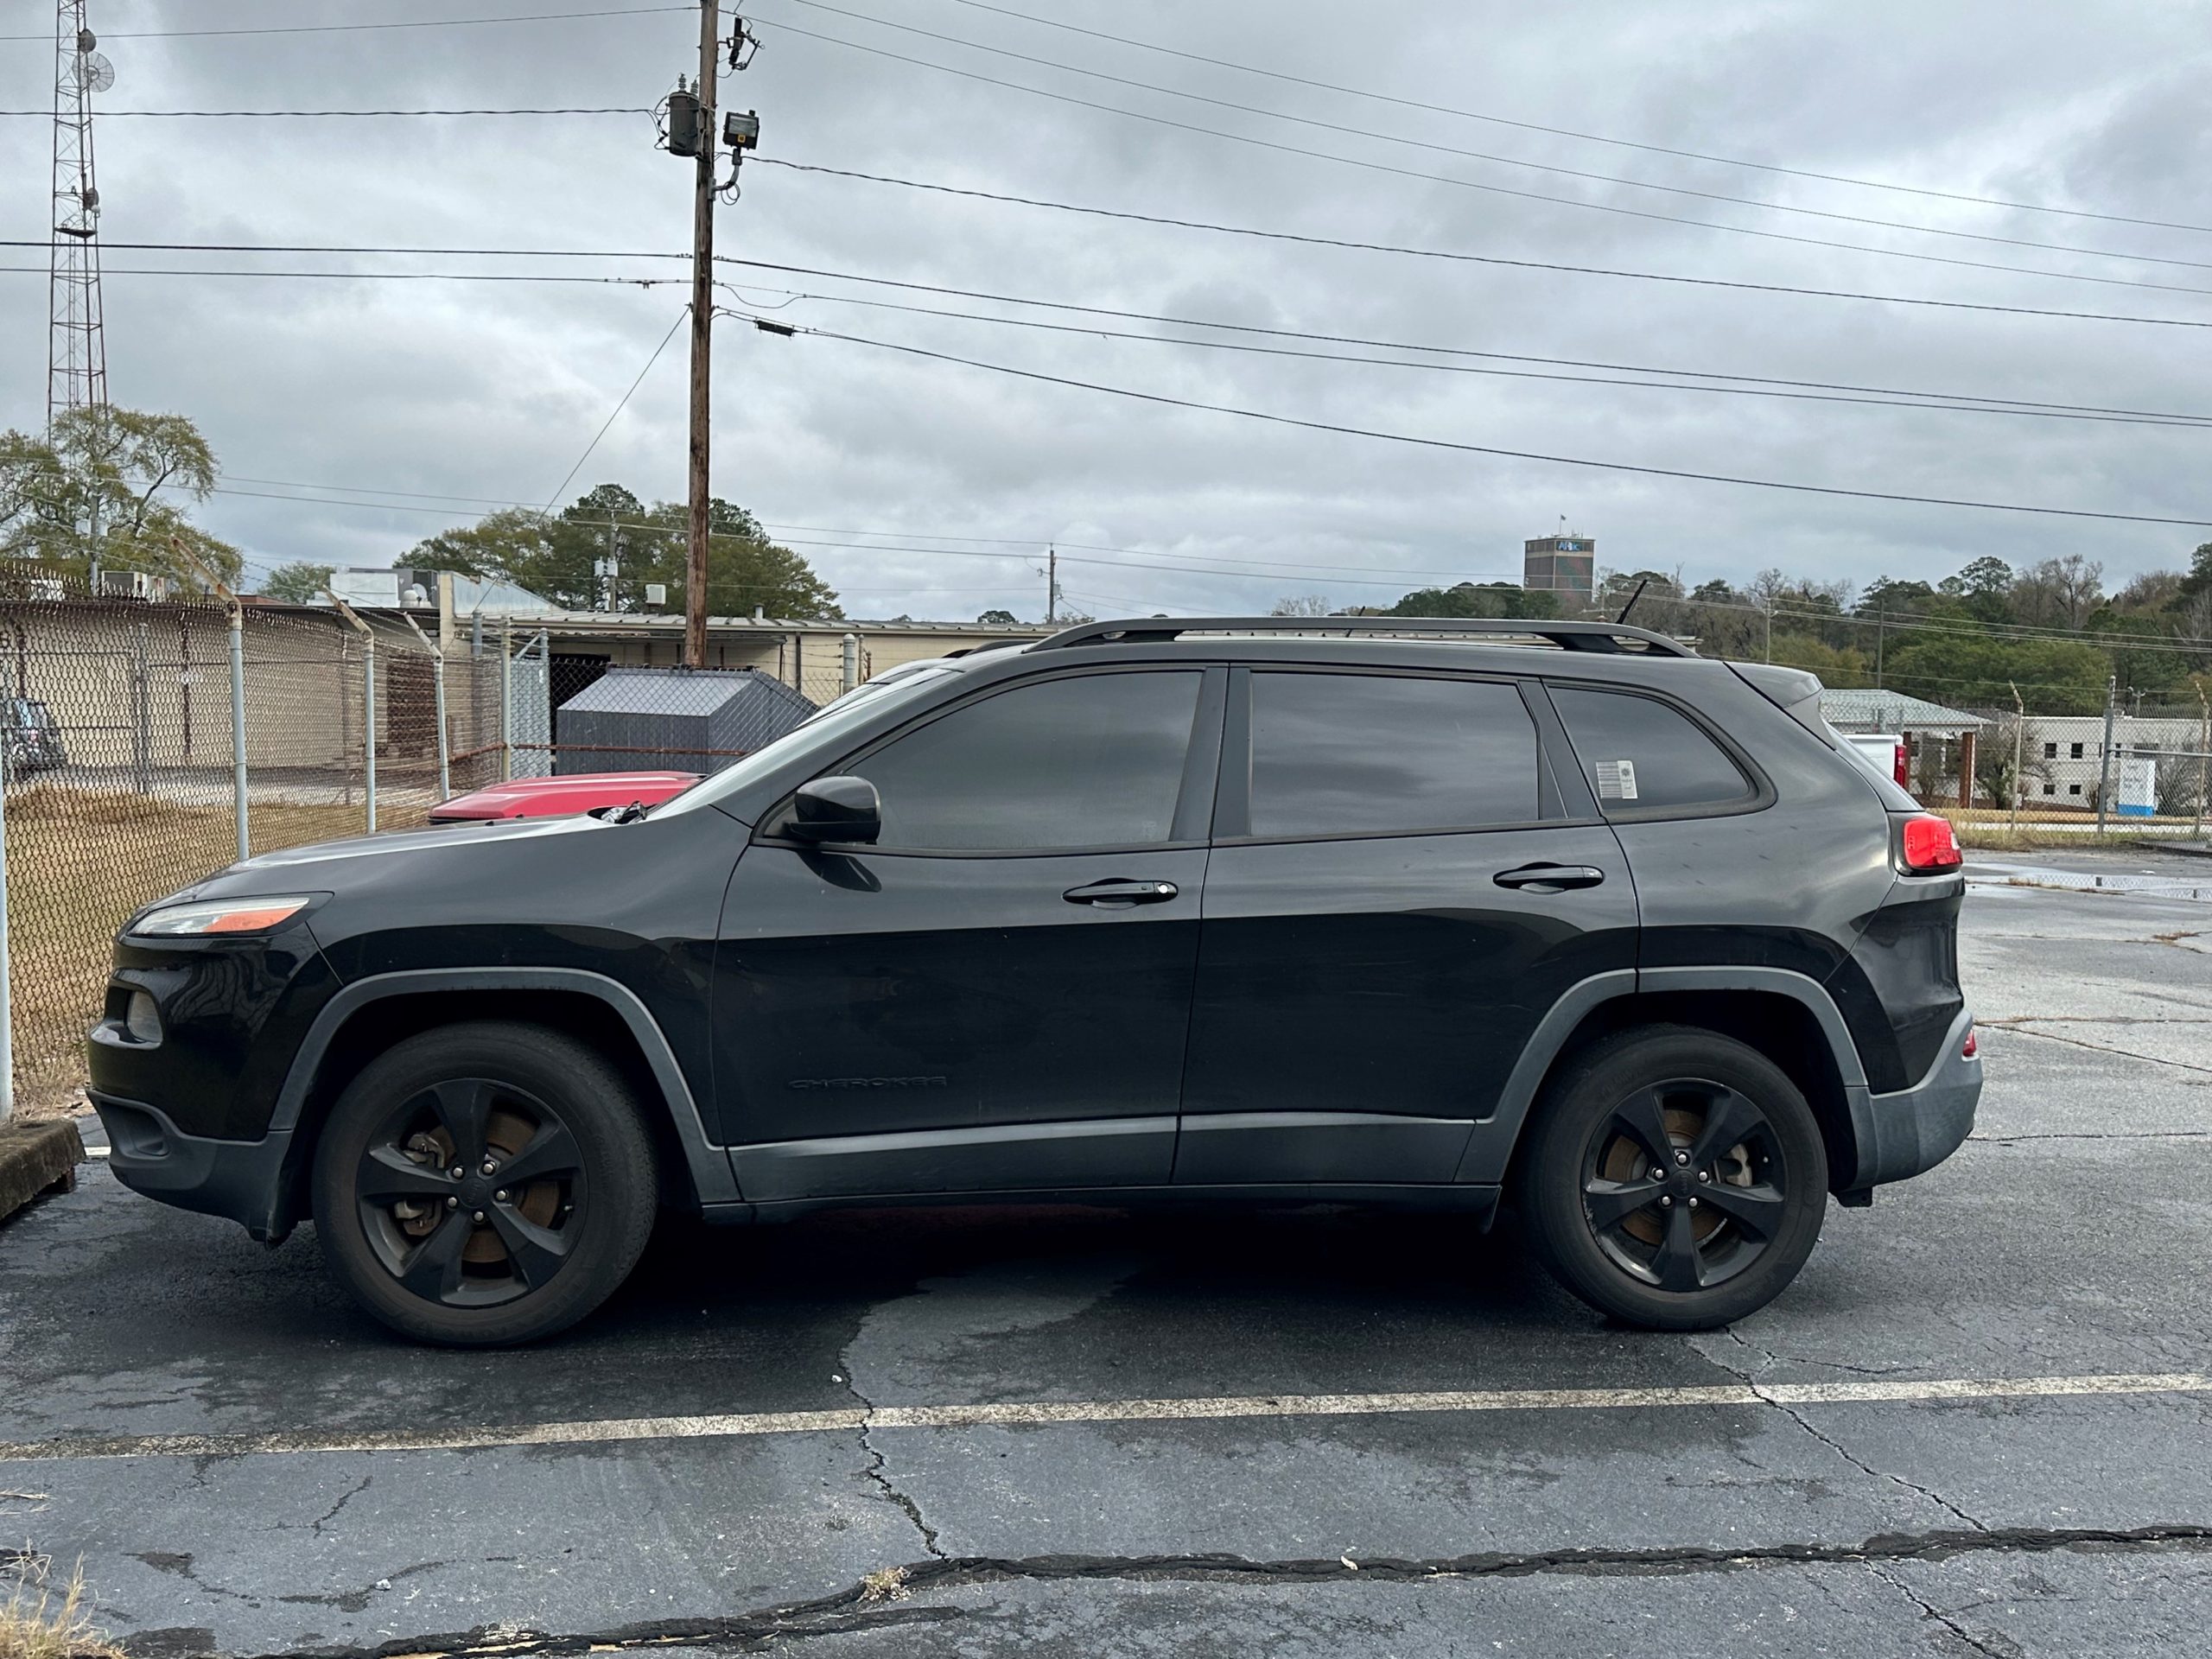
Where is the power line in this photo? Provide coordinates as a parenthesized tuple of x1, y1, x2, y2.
(20, 240, 2200, 420)
(186, 479, 2212, 624)
(0, 107, 646, 118)
(208, 479, 1504, 580)
(0, 6, 693, 42)
(1610, 585, 2212, 656)
(747, 162, 2212, 331)
(931, 0, 2212, 238)
(20, 218, 2212, 332)
(745, 15, 2212, 299)
(713, 276, 2212, 422)
(194, 482, 1516, 586)
(712, 296, 2212, 431)
(772, 0, 2210, 276)
(0, 263, 688, 287)
(767, 318, 2212, 529)
(541, 308, 688, 508)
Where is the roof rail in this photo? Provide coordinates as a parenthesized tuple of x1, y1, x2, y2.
(1027, 616, 1697, 658)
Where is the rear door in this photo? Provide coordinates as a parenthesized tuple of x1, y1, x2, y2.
(716, 664, 1225, 1201)
(1176, 666, 1637, 1185)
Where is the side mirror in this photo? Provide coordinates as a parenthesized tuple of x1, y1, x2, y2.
(788, 775, 881, 844)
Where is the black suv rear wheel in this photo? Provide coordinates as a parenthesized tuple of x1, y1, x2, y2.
(1521, 1026, 1828, 1330)
(311, 1022, 658, 1345)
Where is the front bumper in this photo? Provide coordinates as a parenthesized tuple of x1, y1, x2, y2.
(1853, 1005, 1980, 1190)
(90, 1091, 298, 1243)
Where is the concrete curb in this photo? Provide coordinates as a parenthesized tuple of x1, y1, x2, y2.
(0, 1117, 85, 1226)
(2135, 839, 2212, 859)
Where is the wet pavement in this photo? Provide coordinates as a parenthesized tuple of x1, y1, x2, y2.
(2, 852, 2209, 1656)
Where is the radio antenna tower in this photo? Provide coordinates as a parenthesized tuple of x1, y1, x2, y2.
(48, 1, 112, 425)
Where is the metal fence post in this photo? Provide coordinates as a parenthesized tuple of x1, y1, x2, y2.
(500, 614, 513, 781)
(0, 755, 13, 1123)
(841, 632, 860, 696)
(229, 602, 249, 861)
(131, 619, 152, 793)
(2008, 682, 2023, 838)
(363, 632, 378, 833)
(400, 612, 450, 801)
(2197, 684, 2209, 842)
(2096, 675, 2116, 834)
(326, 591, 379, 832)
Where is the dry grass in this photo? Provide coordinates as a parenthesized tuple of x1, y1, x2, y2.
(1943, 810, 2211, 852)
(859, 1566, 911, 1602)
(3, 785, 421, 1106)
(0, 1558, 122, 1659)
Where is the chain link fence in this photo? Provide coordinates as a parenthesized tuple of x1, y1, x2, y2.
(1, 588, 531, 1109)
(1836, 699, 2212, 841)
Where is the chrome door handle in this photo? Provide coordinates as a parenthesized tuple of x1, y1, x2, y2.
(1064, 878, 1179, 907)
(1494, 863, 1606, 893)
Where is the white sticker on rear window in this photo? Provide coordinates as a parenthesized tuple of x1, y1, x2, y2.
(1596, 760, 1639, 801)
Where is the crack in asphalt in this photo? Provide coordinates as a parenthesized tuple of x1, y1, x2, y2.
(1865, 1560, 2022, 1659)
(836, 1344, 946, 1561)
(1972, 1130, 2212, 1144)
(1977, 1020, 2212, 1075)
(309, 1476, 372, 1538)
(1718, 1332, 1989, 1533)
(222, 1525, 2212, 1659)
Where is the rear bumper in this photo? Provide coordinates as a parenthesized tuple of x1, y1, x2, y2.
(1852, 1005, 1980, 1190)
(90, 1091, 296, 1243)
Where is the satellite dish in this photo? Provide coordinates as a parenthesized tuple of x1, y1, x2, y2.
(77, 51, 114, 92)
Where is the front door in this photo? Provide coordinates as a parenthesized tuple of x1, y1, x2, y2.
(1178, 666, 1638, 1185)
(716, 665, 1224, 1202)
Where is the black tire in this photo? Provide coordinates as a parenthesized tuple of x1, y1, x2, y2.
(311, 1021, 658, 1346)
(1520, 1025, 1828, 1331)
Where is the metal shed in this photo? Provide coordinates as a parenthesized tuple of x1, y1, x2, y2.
(553, 666, 817, 775)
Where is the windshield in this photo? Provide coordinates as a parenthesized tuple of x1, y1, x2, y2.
(651, 664, 964, 817)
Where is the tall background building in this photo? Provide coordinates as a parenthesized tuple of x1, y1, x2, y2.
(1523, 533, 1596, 606)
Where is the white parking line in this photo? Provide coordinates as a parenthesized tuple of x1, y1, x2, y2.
(1, 1372, 2205, 1465)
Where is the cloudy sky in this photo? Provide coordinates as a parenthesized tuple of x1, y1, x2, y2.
(3, 0, 2209, 620)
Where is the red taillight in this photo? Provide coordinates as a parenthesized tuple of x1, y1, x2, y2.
(1900, 814, 1962, 873)
(1892, 743, 1908, 787)
(1961, 1026, 1978, 1059)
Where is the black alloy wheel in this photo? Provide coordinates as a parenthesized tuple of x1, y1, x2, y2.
(1522, 1026, 1828, 1330)
(1580, 1080, 1789, 1294)
(313, 1022, 658, 1345)
(354, 1077, 586, 1308)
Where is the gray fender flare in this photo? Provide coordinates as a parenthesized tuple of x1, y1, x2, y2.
(271, 967, 739, 1209)
(1452, 966, 1873, 1186)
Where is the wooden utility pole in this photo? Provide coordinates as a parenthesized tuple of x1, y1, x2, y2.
(684, 0, 718, 668)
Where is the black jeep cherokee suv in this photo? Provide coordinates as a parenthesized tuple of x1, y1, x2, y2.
(88, 617, 1979, 1345)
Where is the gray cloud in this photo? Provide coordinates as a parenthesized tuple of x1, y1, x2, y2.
(3, 0, 2209, 620)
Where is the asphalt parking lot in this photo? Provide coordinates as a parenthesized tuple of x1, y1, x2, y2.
(4, 850, 2211, 1657)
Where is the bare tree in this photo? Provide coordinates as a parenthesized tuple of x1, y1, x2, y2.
(2012, 555, 2105, 630)
(1269, 594, 1333, 617)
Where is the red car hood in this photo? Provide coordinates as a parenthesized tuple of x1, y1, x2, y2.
(428, 770, 702, 823)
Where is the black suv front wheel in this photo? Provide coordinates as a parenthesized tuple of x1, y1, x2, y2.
(311, 1022, 658, 1345)
(1522, 1026, 1828, 1330)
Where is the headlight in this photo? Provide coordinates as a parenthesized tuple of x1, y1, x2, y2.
(128, 895, 316, 938)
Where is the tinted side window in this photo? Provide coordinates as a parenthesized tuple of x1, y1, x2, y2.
(1549, 686, 1752, 814)
(1246, 672, 1540, 838)
(852, 671, 1202, 850)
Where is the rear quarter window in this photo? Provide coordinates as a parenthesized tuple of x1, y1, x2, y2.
(1549, 686, 1756, 816)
